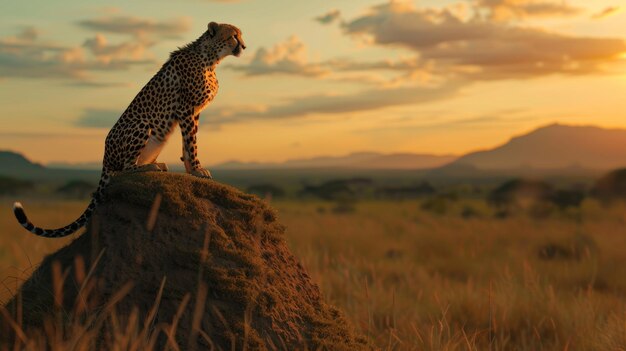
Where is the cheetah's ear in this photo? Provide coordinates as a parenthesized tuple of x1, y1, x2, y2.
(208, 22, 220, 37)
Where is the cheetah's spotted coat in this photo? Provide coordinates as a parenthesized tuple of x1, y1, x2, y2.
(13, 22, 246, 238)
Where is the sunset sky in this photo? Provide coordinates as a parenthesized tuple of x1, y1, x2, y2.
(1, 0, 626, 166)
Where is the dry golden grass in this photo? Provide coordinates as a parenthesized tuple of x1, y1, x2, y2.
(1, 197, 626, 350)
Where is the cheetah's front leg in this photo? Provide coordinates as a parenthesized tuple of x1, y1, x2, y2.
(179, 112, 212, 179)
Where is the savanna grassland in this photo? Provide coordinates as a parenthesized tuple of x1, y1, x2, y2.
(1, 196, 626, 350)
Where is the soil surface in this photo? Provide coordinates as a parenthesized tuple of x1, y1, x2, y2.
(1, 172, 369, 350)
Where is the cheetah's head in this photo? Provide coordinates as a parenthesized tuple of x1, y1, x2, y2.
(207, 22, 246, 59)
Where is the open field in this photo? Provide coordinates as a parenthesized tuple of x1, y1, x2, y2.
(1, 196, 626, 350)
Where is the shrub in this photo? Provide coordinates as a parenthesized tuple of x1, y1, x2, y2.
(56, 180, 95, 199)
(246, 183, 285, 199)
(0, 176, 33, 195)
(592, 168, 626, 203)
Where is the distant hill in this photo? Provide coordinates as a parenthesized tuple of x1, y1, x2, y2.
(439, 124, 626, 173)
(0, 150, 99, 181)
(0, 150, 45, 173)
(214, 152, 457, 170)
(6, 123, 626, 182)
(47, 161, 102, 170)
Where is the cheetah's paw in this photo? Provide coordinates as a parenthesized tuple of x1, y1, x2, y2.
(154, 162, 169, 172)
(191, 167, 212, 179)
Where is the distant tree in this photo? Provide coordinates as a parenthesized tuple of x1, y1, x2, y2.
(298, 178, 373, 201)
(420, 196, 448, 215)
(56, 180, 95, 199)
(299, 182, 354, 201)
(550, 188, 585, 209)
(375, 182, 436, 199)
(592, 168, 626, 203)
(331, 200, 357, 214)
(461, 205, 481, 219)
(246, 184, 285, 199)
(488, 179, 554, 211)
(0, 176, 33, 195)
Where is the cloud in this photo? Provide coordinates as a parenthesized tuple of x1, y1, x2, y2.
(0, 13, 191, 84)
(477, 0, 582, 21)
(315, 9, 341, 24)
(227, 36, 328, 77)
(77, 16, 192, 39)
(227, 35, 430, 85)
(353, 109, 536, 134)
(0, 33, 86, 80)
(223, 0, 625, 124)
(322, 56, 442, 87)
(75, 108, 121, 128)
(208, 79, 466, 124)
(16, 26, 40, 41)
(0, 131, 98, 139)
(339, 1, 626, 79)
(0, 30, 155, 82)
(82, 34, 154, 63)
(69, 81, 133, 88)
(323, 57, 422, 72)
(591, 6, 621, 20)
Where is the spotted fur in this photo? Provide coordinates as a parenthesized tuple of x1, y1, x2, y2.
(13, 22, 246, 238)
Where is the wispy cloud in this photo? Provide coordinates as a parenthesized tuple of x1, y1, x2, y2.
(591, 6, 621, 20)
(315, 9, 341, 24)
(208, 79, 466, 124)
(322, 57, 420, 72)
(68, 81, 133, 88)
(353, 109, 536, 134)
(77, 16, 192, 39)
(227, 36, 328, 77)
(75, 108, 121, 128)
(16, 26, 39, 41)
(82, 34, 154, 63)
(477, 0, 582, 21)
(0, 131, 102, 139)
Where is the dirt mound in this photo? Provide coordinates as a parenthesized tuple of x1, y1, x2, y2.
(1, 172, 369, 350)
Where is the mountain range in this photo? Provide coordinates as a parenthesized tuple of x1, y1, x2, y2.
(3, 123, 626, 180)
(214, 123, 626, 173)
(448, 123, 626, 170)
(214, 152, 456, 170)
(0, 151, 97, 181)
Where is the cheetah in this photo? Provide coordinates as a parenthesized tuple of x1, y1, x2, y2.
(13, 21, 246, 238)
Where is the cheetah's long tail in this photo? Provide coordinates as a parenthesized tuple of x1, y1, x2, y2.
(12, 169, 110, 238)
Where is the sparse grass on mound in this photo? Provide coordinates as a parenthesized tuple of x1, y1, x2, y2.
(1, 172, 370, 350)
